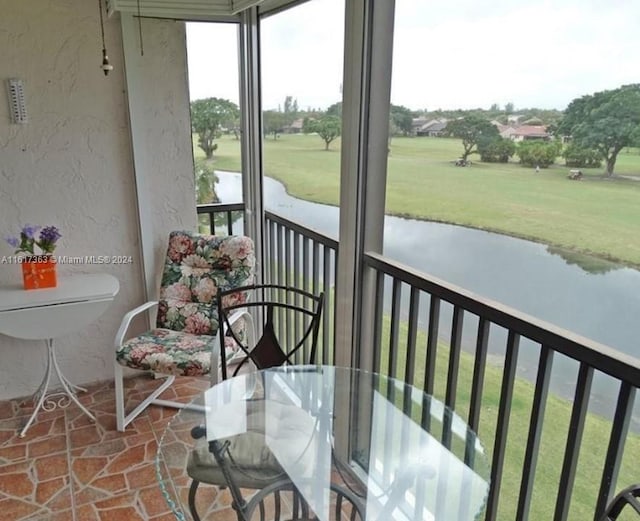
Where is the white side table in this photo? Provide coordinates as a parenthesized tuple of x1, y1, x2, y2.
(0, 273, 120, 437)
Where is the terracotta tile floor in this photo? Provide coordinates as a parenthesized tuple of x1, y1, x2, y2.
(0, 374, 235, 521)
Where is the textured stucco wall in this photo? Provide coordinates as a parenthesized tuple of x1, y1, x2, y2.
(0, 0, 196, 399)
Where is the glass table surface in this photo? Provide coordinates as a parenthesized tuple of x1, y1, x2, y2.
(156, 365, 490, 521)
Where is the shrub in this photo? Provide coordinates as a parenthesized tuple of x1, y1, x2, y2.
(562, 143, 602, 168)
(478, 136, 516, 163)
(516, 140, 562, 167)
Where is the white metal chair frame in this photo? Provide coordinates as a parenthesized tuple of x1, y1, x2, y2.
(114, 301, 254, 432)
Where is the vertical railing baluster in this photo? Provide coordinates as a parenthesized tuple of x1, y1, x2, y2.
(371, 270, 385, 374)
(516, 344, 554, 521)
(226, 212, 233, 236)
(554, 362, 594, 521)
(303, 236, 310, 295)
(422, 295, 440, 431)
(388, 278, 402, 384)
(443, 305, 464, 448)
(322, 245, 331, 365)
(209, 212, 215, 234)
(445, 305, 464, 409)
(268, 219, 276, 286)
(276, 223, 285, 341)
(331, 248, 338, 363)
(312, 241, 320, 308)
(468, 317, 490, 433)
(302, 237, 310, 362)
(382, 379, 395, 485)
(293, 232, 302, 364)
(595, 382, 636, 520)
(404, 287, 420, 403)
(424, 295, 440, 396)
(485, 330, 520, 521)
(284, 227, 291, 355)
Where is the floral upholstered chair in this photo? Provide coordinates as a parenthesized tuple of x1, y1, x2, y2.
(114, 231, 255, 431)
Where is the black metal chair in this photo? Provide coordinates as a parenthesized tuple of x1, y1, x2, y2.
(242, 478, 365, 521)
(600, 484, 640, 520)
(186, 284, 325, 521)
(217, 284, 325, 381)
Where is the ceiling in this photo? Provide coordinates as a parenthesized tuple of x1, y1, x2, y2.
(107, 0, 303, 21)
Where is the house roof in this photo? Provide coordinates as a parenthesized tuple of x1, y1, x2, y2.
(499, 126, 517, 138)
(419, 119, 448, 132)
(511, 125, 549, 137)
(411, 117, 429, 127)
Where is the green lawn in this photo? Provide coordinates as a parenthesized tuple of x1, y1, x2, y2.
(200, 134, 640, 267)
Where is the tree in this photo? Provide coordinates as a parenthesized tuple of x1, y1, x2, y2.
(263, 110, 286, 139)
(283, 95, 299, 126)
(194, 158, 219, 204)
(557, 84, 640, 176)
(504, 102, 515, 115)
(303, 115, 342, 150)
(326, 102, 342, 118)
(190, 98, 240, 159)
(446, 115, 499, 161)
(390, 104, 413, 136)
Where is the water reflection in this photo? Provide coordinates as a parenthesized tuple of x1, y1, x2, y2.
(546, 245, 620, 275)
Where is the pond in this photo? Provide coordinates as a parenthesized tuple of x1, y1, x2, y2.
(216, 171, 640, 427)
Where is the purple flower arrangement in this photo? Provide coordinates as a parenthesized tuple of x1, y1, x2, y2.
(5, 225, 62, 256)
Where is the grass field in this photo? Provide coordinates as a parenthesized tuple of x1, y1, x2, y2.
(200, 134, 640, 267)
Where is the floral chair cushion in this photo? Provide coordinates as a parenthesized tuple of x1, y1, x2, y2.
(116, 328, 244, 377)
(115, 232, 255, 377)
(157, 232, 255, 334)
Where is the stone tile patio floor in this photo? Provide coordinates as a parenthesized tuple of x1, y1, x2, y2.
(0, 374, 235, 521)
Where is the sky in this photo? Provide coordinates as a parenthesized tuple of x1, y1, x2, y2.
(186, 0, 640, 112)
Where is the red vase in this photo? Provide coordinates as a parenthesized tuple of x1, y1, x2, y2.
(21, 255, 57, 290)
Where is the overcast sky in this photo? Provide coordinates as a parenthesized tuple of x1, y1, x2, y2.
(186, 0, 639, 112)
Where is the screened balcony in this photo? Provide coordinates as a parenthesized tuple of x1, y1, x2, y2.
(0, 1, 639, 521)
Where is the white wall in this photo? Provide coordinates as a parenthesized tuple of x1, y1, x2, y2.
(0, 0, 196, 400)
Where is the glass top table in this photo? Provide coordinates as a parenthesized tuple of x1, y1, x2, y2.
(156, 365, 490, 521)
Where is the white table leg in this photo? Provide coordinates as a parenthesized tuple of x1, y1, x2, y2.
(20, 342, 54, 437)
(19, 338, 95, 437)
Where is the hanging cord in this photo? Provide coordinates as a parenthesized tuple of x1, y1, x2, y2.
(98, 0, 113, 75)
(137, 0, 144, 56)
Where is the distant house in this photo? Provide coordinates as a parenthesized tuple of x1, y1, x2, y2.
(502, 125, 550, 141)
(282, 118, 304, 134)
(411, 117, 429, 135)
(416, 119, 448, 137)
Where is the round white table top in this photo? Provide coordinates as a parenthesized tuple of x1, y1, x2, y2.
(158, 366, 491, 521)
(0, 273, 119, 312)
(0, 273, 120, 339)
